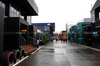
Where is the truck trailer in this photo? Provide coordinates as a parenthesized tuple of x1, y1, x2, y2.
(91, 0, 100, 49)
(77, 22, 91, 44)
(83, 25, 92, 46)
(74, 25, 78, 43)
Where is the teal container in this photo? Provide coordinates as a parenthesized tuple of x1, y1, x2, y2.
(77, 22, 91, 44)
(68, 33, 70, 40)
(74, 25, 78, 43)
(69, 27, 73, 42)
(70, 25, 77, 43)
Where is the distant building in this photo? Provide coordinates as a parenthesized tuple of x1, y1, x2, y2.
(83, 18, 91, 22)
(32, 23, 55, 35)
(66, 24, 75, 33)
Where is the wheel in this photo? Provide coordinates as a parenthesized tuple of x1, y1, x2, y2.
(12, 49, 21, 63)
(0, 51, 14, 66)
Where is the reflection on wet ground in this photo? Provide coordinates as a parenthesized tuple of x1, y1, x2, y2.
(17, 41, 100, 66)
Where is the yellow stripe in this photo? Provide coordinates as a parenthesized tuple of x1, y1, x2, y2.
(15, 50, 20, 59)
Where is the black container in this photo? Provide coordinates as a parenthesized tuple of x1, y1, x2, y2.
(0, 6, 5, 55)
(4, 17, 29, 50)
(29, 25, 37, 46)
(83, 25, 92, 46)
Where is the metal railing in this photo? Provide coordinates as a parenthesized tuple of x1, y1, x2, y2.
(29, 36, 34, 45)
(20, 36, 26, 46)
(29, 36, 37, 46)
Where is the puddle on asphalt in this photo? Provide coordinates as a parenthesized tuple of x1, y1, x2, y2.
(38, 48, 63, 54)
(41, 48, 54, 50)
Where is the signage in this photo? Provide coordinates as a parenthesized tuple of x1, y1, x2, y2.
(34, 32, 37, 35)
(93, 32, 97, 34)
(35, 29, 37, 31)
(21, 30, 27, 32)
(47, 23, 50, 26)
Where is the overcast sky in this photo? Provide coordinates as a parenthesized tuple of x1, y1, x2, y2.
(32, 0, 96, 33)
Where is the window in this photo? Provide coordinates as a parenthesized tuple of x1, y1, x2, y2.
(27, 16, 31, 25)
(0, 1, 1, 6)
(95, 12, 100, 27)
(96, 19, 100, 27)
(10, 6, 15, 17)
(77, 25, 79, 30)
(62, 31, 66, 34)
(1, 2, 5, 8)
(0, 1, 5, 8)
(44, 26, 50, 31)
(20, 15, 24, 19)
(14, 8, 17, 13)
(11, 6, 14, 11)
(17, 11, 20, 17)
(10, 6, 20, 17)
(99, 12, 100, 19)
(13, 8, 17, 17)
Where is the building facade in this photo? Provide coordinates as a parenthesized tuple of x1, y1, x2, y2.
(32, 23, 55, 36)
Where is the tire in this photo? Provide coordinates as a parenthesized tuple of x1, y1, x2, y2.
(0, 51, 14, 66)
(12, 50, 21, 63)
(18, 48, 25, 59)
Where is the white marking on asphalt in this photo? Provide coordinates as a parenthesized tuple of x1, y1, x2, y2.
(58, 43, 72, 66)
(31, 46, 44, 54)
(12, 56, 29, 66)
(12, 45, 44, 66)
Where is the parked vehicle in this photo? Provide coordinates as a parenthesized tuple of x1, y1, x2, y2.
(83, 25, 92, 46)
(68, 22, 91, 44)
(77, 22, 91, 44)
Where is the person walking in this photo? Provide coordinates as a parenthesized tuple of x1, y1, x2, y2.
(51, 36, 53, 43)
(70, 37, 73, 44)
(59, 34, 63, 42)
(56, 38, 58, 42)
(62, 34, 67, 42)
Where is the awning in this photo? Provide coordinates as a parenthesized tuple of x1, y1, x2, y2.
(91, 0, 100, 12)
(4, 0, 38, 16)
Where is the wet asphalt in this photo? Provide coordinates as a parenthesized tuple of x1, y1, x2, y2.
(17, 41, 100, 66)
